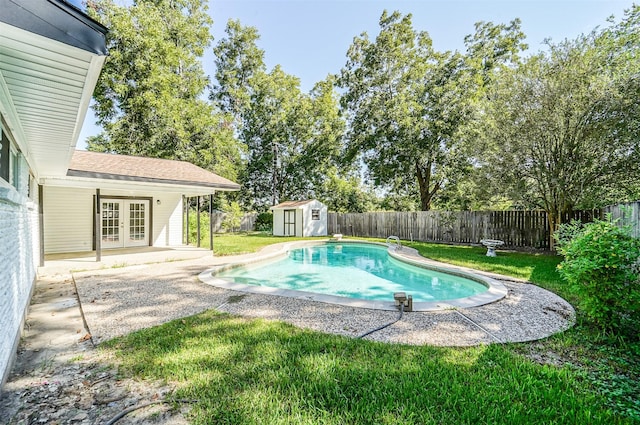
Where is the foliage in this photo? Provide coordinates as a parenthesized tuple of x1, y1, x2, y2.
(222, 201, 243, 232)
(555, 218, 640, 336)
(254, 212, 273, 231)
(318, 172, 378, 213)
(339, 11, 526, 211)
(212, 21, 345, 210)
(186, 209, 210, 248)
(87, 0, 243, 181)
(479, 8, 640, 245)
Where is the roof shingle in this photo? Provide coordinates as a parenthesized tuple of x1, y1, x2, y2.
(67, 150, 240, 190)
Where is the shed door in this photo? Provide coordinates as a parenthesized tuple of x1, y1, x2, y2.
(101, 200, 149, 248)
(283, 209, 296, 237)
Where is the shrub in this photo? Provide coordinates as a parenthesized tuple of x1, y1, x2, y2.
(222, 201, 243, 232)
(555, 218, 640, 337)
(255, 212, 273, 232)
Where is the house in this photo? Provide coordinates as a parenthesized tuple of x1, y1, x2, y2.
(43, 150, 240, 254)
(270, 199, 328, 237)
(0, 0, 240, 387)
(0, 0, 108, 386)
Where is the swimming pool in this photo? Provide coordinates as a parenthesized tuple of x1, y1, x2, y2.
(217, 243, 486, 301)
(199, 241, 507, 311)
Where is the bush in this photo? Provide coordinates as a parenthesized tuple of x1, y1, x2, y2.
(255, 212, 273, 232)
(222, 201, 243, 232)
(555, 218, 640, 337)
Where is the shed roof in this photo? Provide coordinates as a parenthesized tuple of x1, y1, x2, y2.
(271, 200, 320, 209)
(67, 150, 240, 190)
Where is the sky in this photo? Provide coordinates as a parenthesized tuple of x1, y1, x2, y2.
(77, 0, 637, 149)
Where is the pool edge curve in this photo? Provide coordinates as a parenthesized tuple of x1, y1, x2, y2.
(198, 239, 508, 312)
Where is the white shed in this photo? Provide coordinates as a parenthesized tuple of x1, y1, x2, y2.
(270, 200, 328, 237)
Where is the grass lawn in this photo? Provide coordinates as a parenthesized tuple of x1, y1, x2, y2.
(208, 232, 320, 256)
(102, 233, 639, 424)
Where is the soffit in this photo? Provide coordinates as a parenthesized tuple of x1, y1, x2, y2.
(0, 21, 105, 178)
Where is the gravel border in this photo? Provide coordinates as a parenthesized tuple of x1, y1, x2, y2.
(74, 252, 575, 346)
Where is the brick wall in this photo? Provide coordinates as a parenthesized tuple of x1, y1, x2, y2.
(0, 154, 38, 387)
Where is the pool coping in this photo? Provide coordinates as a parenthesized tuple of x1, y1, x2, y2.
(198, 239, 508, 312)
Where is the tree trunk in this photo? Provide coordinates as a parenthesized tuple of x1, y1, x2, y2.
(547, 210, 559, 251)
(415, 161, 440, 211)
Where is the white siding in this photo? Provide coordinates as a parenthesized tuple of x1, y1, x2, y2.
(0, 155, 37, 387)
(152, 193, 183, 246)
(302, 200, 328, 237)
(43, 186, 94, 253)
(44, 187, 185, 252)
(296, 209, 304, 237)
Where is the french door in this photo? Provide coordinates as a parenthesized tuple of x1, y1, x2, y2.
(283, 209, 296, 236)
(101, 200, 149, 249)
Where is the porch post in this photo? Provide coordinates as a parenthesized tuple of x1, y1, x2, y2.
(185, 196, 190, 245)
(209, 193, 214, 253)
(38, 184, 44, 267)
(95, 189, 101, 262)
(196, 196, 201, 248)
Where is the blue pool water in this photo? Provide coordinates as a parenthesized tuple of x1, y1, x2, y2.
(216, 243, 488, 302)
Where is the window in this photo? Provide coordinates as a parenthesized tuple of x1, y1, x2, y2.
(0, 123, 8, 183)
(0, 119, 21, 190)
(311, 209, 320, 220)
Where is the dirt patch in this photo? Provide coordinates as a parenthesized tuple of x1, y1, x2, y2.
(0, 352, 190, 424)
(0, 275, 190, 425)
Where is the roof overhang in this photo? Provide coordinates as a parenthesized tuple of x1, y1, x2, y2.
(42, 175, 238, 196)
(65, 169, 241, 191)
(270, 200, 318, 210)
(0, 0, 107, 180)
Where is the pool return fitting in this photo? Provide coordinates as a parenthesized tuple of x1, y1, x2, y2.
(357, 292, 412, 339)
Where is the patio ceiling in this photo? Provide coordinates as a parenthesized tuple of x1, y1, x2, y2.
(0, 1, 107, 180)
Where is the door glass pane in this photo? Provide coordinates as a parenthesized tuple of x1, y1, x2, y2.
(102, 202, 120, 242)
(129, 202, 146, 241)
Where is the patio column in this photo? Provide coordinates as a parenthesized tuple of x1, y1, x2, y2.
(95, 188, 101, 262)
(209, 193, 214, 253)
(196, 196, 201, 248)
(185, 196, 190, 245)
(38, 184, 44, 267)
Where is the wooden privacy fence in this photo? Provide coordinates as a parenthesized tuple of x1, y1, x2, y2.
(210, 212, 257, 232)
(327, 206, 635, 250)
(602, 202, 640, 239)
(193, 201, 639, 249)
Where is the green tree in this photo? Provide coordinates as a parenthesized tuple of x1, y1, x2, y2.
(87, 0, 242, 180)
(481, 27, 640, 247)
(318, 171, 378, 213)
(212, 21, 344, 210)
(339, 11, 526, 211)
(211, 19, 265, 122)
